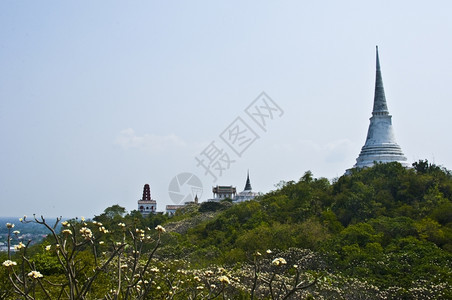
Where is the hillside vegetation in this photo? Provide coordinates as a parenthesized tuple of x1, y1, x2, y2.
(1, 160, 451, 299)
(165, 161, 452, 286)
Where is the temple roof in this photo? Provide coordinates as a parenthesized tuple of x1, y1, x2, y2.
(244, 171, 252, 191)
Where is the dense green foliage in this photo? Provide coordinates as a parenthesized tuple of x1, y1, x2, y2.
(1, 160, 451, 299)
(161, 161, 452, 296)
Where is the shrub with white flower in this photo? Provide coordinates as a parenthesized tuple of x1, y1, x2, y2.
(218, 275, 230, 285)
(2, 260, 17, 267)
(272, 257, 287, 266)
(79, 227, 93, 239)
(28, 270, 44, 279)
(14, 242, 25, 250)
(155, 225, 166, 233)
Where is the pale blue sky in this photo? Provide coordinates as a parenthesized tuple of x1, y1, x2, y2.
(1, 1, 451, 218)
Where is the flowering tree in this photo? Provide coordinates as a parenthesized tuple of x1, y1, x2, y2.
(2, 216, 319, 300)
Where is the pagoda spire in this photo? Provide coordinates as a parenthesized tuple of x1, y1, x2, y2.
(350, 47, 409, 170)
(373, 46, 389, 115)
(244, 170, 252, 191)
(142, 184, 151, 201)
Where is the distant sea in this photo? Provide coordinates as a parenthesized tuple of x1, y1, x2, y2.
(0, 217, 62, 251)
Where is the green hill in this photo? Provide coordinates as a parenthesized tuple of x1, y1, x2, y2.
(1, 160, 451, 299)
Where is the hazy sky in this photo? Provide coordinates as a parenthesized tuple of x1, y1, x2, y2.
(1, 1, 451, 218)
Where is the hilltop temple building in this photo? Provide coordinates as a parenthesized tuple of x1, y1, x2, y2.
(208, 172, 258, 203)
(138, 184, 157, 216)
(351, 47, 409, 170)
(211, 185, 237, 200)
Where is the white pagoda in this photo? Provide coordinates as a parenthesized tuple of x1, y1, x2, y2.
(352, 46, 409, 170)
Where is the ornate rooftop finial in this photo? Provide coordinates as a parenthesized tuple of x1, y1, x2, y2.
(373, 46, 389, 115)
(244, 170, 252, 191)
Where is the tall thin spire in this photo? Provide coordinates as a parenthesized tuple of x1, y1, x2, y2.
(373, 46, 389, 115)
(244, 170, 252, 191)
(350, 47, 409, 171)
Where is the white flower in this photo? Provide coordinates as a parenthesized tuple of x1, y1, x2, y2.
(197, 286, 204, 290)
(118, 223, 126, 227)
(155, 225, 166, 233)
(14, 242, 25, 250)
(81, 216, 85, 221)
(28, 270, 43, 279)
(13, 230, 20, 235)
(79, 227, 93, 239)
(61, 221, 69, 227)
(62, 229, 72, 235)
(266, 249, 272, 254)
(218, 275, 230, 284)
(204, 270, 214, 276)
(272, 257, 287, 266)
(45, 245, 51, 251)
(2, 260, 17, 267)
(6, 223, 14, 229)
